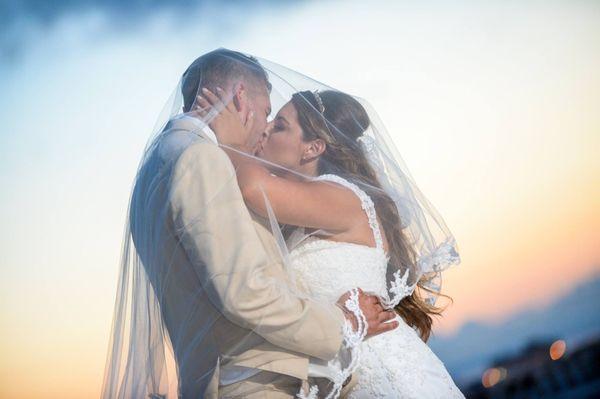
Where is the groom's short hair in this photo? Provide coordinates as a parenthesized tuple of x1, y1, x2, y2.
(181, 48, 271, 112)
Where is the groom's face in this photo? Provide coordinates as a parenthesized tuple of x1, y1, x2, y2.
(245, 82, 272, 154)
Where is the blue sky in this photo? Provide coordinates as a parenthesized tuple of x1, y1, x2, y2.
(1, 1, 599, 397)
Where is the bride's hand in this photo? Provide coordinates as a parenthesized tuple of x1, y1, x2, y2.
(192, 87, 255, 152)
(337, 288, 398, 339)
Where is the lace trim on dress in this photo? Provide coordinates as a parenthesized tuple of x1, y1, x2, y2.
(297, 288, 367, 399)
(380, 268, 416, 309)
(314, 174, 384, 251)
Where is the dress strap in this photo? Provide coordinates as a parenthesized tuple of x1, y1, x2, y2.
(314, 174, 384, 251)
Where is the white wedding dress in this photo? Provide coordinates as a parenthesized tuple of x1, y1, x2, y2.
(287, 174, 465, 399)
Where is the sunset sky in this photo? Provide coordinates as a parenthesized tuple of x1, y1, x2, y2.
(1, 1, 598, 397)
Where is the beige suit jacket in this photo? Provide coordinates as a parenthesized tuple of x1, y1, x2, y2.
(131, 116, 346, 398)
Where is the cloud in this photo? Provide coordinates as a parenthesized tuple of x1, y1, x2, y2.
(1, 0, 300, 25)
(0, 0, 302, 63)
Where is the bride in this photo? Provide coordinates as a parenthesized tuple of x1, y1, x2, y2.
(196, 83, 465, 398)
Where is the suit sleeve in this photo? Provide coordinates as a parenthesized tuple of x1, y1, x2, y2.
(168, 140, 346, 361)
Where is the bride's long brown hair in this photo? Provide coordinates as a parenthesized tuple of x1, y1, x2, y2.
(291, 90, 452, 341)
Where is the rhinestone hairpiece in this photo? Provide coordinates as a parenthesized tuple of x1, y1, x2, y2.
(312, 91, 325, 114)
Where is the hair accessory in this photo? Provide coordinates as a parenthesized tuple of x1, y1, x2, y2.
(356, 134, 378, 163)
(312, 90, 325, 114)
(356, 134, 374, 147)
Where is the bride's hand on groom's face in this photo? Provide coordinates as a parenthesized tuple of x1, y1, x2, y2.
(192, 87, 256, 152)
(337, 288, 398, 339)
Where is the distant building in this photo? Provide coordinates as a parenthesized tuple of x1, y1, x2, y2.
(462, 335, 600, 398)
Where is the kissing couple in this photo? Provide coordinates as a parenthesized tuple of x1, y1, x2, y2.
(101, 48, 463, 399)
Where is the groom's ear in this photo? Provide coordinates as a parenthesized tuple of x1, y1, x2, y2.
(232, 82, 251, 124)
(233, 83, 247, 112)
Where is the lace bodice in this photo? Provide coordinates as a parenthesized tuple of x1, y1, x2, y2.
(288, 174, 391, 303)
(288, 237, 389, 301)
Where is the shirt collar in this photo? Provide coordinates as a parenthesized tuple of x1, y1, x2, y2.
(173, 114, 218, 145)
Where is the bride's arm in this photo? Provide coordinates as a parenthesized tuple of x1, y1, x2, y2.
(229, 152, 361, 231)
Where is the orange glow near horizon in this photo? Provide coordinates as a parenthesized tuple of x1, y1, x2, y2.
(432, 173, 600, 334)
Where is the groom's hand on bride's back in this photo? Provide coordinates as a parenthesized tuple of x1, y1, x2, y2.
(336, 288, 398, 338)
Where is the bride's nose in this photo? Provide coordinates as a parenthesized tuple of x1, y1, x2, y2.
(262, 122, 274, 140)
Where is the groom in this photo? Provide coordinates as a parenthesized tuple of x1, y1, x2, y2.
(134, 48, 397, 398)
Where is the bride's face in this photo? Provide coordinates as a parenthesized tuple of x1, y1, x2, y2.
(257, 101, 309, 172)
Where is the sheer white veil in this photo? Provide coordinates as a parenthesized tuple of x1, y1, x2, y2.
(100, 48, 460, 399)
(253, 57, 460, 306)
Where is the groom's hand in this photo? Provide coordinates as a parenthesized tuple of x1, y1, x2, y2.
(336, 288, 398, 338)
